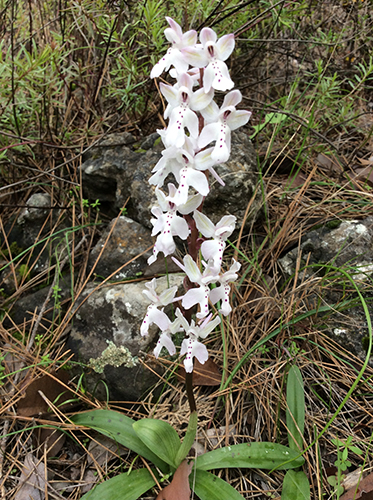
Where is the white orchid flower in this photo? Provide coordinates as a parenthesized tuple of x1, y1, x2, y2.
(176, 309, 221, 372)
(148, 184, 203, 265)
(140, 278, 178, 336)
(182, 28, 235, 92)
(153, 314, 183, 358)
(173, 254, 219, 318)
(159, 73, 214, 148)
(193, 211, 236, 270)
(198, 90, 252, 163)
(210, 259, 241, 315)
(150, 18, 197, 78)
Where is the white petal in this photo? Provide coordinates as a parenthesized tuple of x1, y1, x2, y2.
(181, 46, 208, 68)
(202, 63, 215, 93)
(160, 82, 179, 106)
(216, 34, 235, 61)
(171, 215, 189, 240)
(154, 332, 176, 357)
(200, 101, 220, 124)
(181, 30, 198, 47)
(198, 123, 220, 149)
(185, 169, 209, 196)
(193, 211, 215, 238)
(182, 287, 204, 310)
(177, 193, 203, 215)
(166, 17, 183, 39)
(200, 27, 217, 45)
(227, 110, 252, 131)
(222, 89, 242, 108)
(183, 254, 202, 283)
(159, 285, 178, 305)
(189, 88, 214, 111)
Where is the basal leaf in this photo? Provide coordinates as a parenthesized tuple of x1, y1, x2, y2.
(282, 470, 310, 500)
(195, 442, 304, 471)
(80, 468, 156, 500)
(133, 418, 181, 468)
(175, 411, 197, 465)
(193, 469, 244, 499)
(71, 410, 168, 472)
(286, 365, 305, 452)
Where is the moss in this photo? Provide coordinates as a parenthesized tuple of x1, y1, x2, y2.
(326, 219, 342, 230)
(88, 340, 138, 374)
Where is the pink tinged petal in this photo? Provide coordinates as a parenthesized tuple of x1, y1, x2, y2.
(222, 89, 242, 108)
(194, 148, 216, 171)
(166, 17, 183, 39)
(226, 110, 252, 131)
(178, 72, 194, 91)
(177, 193, 203, 215)
(200, 27, 217, 45)
(182, 30, 198, 47)
(189, 88, 214, 111)
(164, 27, 181, 45)
(175, 307, 190, 332)
(154, 332, 176, 358)
(198, 123, 220, 149)
(200, 101, 220, 124)
(202, 64, 215, 93)
(193, 211, 216, 238)
(171, 215, 189, 240)
(216, 33, 235, 61)
(160, 83, 179, 107)
(182, 287, 205, 310)
(183, 254, 203, 283)
(198, 315, 221, 338)
(159, 285, 178, 306)
(181, 46, 208, 68)
(216, 215, 236, 235)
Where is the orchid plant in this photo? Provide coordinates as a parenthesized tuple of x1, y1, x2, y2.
(72, 18, 309, 500)
(142, 17, 251, 387)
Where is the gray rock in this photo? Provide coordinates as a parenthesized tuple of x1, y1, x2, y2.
(278, 218, 373, 362)
(81, 130, 261, 229)
(67, 274, 183, 401)
(89, 216, 154, 279)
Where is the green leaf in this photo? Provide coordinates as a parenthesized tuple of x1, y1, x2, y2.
(282, 470, 310, 500)
(286, 366, 305, 451)
(195, 442, 304, 471)
(133, 418, 181, 468)
(175, 411, 197, 465)
(193, 469, 245, 499)
(80, 468, 156, 500)
(70, 410, 168, 472)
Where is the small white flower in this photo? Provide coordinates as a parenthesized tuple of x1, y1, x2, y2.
(150, 17, 197, 78)
(140, 278, 178, 336)
(193, 211, 236, 270)
(182, 28, 235, 92)
(198, 90, 252, 163)
(210, 259, 241, 315)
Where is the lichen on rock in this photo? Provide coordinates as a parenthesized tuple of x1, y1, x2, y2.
(88, 340, 138, 374)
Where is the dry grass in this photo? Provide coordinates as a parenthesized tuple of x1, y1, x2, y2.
(1, 0, 373, 498)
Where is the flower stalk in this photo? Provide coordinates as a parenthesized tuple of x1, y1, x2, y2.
(141, 17, 251, 411)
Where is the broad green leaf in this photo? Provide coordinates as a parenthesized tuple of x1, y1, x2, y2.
(195, 442, 304, 471)
(70, 410, 168, 472)
(175, 411, 197, 465)
(80, 468, 156, 500)
(282, 470, 310, 500)
(286, 365, 305, 451)
(133, 418, 181, 468)
(193, 469, 245, 500)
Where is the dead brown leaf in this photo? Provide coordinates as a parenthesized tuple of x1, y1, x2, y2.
(156, 460, 193, 500)
(17, 370, 73, 417)
(340, 469, 373, 500)
(15, 453, 46, 500)
(178, 358, 221, 386)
